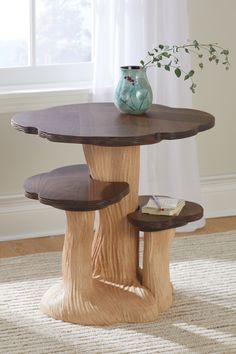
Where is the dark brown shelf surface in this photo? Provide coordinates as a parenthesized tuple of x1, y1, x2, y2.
(128, 196, 203, 231)
(12, 102, 215, 146)
(24, 164, 129, 211)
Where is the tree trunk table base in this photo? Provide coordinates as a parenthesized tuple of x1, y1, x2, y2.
(40, 145, 174, 325)
(40, 211, 175, 325)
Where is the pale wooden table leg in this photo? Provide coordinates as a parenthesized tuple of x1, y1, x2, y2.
(40, 211, 98, 324)
(83, 144, 140, 286)
(142, 228, 175, 312)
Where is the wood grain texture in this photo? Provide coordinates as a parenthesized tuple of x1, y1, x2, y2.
(143, 229, 175, 312)
(128, 196, 203, 231)
(83, 144, 140, 285)
(24, 164, 129, 211)
(11, 102, 215, 146)
(40, 211, 159, 325)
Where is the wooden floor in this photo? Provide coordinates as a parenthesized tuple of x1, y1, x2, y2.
(1, 216, 236, 259)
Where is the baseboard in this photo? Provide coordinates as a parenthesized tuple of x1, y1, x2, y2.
(0, 195, 65, 241)
(1, 174, 236, 241)
(201, 174, 236, 218)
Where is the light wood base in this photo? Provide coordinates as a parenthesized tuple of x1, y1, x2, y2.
(40, 218, 174, 325)
(40, 210, 159, 325)
(41, 145, 174, 325)
(41, 280, 160, 325)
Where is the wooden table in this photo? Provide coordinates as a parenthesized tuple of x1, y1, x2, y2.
(11, 102, 214, 326)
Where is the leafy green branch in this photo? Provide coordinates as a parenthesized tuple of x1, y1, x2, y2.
(140, 40, 230, 93)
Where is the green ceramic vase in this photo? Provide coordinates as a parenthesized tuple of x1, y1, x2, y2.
(115, 66, 153, 115)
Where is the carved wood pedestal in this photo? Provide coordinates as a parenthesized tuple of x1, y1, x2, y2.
(41, 145, 162, 325)
(11, 102, 214, 326)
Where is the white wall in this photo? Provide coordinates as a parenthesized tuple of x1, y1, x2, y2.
(188, 0, 236, 177)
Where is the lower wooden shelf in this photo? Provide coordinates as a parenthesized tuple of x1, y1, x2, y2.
(24, 164, 129, 211)
(128, 195, 203, 231)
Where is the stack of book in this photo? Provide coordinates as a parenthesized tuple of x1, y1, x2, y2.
(141, 195, 185, 216)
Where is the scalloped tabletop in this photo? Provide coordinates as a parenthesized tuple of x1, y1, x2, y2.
(24, 164, 129, 211)
(11, 102, 215, 146)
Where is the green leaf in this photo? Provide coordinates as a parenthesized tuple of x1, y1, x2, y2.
(185, 48, 189, 53)
(188, 70, 195, 77)
(193, 40, 199, 49)
(140, 60, 145, 66)
(198, 54, 203, 58)
(175, 68, 181, 78)
(199, 63, 203, 69)
(162, 52, 171, 57)
(184, 74, 189, 81)
(157, 62, 161, 68)
(159, 44, 164, 49)
(223, 49, 229, 55)
(165, 65, 170, 71)
(190, 83, 197, 93)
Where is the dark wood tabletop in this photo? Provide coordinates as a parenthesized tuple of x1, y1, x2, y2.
(24, 164, 129, 211)
(11, 102, 215, 146)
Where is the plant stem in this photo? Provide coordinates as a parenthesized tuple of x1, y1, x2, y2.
(140, 41, 230, 93)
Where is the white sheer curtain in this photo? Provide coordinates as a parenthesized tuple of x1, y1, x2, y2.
(92, 0, 205, 231)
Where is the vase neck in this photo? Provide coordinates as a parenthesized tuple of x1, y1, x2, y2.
(121, 66, 142, 70)
(120, 66, 146, 72)
(120, 67, 147, 78)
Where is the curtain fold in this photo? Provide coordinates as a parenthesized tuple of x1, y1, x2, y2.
(92, 0, 205, 231)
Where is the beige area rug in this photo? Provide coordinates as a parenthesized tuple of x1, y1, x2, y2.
(0, 231, 236, 354)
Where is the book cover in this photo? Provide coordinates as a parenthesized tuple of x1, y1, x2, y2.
(141, 196, 186, 216)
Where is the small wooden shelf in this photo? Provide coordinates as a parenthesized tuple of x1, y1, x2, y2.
(24, 164, 129, 211)
(128, 196, 203, 231)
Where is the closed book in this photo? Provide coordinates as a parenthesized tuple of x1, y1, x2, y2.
(141, 196, 185, 216)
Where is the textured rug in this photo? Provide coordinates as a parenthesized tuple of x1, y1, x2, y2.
(0, 231, 236, 354)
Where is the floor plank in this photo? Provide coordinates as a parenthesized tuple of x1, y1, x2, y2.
(176, 215, 236, 237)
(0, 235, 64, 258)
(0, 216, 236, 258)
